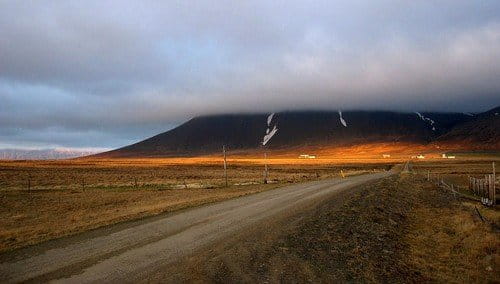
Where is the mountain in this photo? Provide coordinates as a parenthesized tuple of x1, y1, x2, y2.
(0, 148, 105, 160)
(435, 106, 500, 149)
(98, 109, 485, 158)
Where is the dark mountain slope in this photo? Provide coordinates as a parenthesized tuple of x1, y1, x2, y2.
(99, 110, 471, 158)
(436, 106, 500, 149)
(112, 114, 266, 157)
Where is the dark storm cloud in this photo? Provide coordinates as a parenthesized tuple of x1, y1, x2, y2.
(1, 0, 500, 149)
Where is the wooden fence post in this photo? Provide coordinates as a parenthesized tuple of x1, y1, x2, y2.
(482, 178, 484, 197)
(485, 176, 488, 201)
(479, 177, 482, 197)
(489, 175, 494, 206)
(483, 178, 486, 197)
(493, 162, 496, 206)
(487, 175, 490, 205)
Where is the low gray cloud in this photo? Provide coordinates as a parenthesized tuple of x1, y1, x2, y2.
(1, 0, 500, 149)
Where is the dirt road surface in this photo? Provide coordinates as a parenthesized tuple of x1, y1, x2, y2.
(0, 170, 394, 283)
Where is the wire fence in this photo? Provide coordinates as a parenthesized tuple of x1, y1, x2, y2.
(424, 162, 497, 206)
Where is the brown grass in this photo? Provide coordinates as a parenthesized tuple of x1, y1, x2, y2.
(0, 159, 388, 191)
(0, 159, 388, 253)
(412, 159, 499, 198)
(406, 162, 499, 283)
(0, 183, 280, 253)
(406, 205, 499, 283)
(1, 152, 498, 274)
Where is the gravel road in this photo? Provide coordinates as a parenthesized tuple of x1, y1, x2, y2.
(0, 170, 394, 283)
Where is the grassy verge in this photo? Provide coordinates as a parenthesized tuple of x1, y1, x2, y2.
(405, 177, 499, 282)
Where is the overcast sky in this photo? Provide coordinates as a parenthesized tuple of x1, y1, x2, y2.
(1, 1, 500, 150)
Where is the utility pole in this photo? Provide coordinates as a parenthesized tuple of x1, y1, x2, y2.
(264, 152, 268, 184)
(223, 145, 228, 187)
(262, 112, 277, 185)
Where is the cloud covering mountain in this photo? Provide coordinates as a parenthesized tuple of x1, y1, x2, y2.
(1, 1, 500, 149)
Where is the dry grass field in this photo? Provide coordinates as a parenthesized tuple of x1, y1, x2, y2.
(0, 158, 390, 191)
(0, 149, 498, 281)
(412, 159, 499, 198)
(0, 158, 388, 253)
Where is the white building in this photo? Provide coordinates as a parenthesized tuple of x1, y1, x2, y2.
(442, 153, 456, 159)
(299, 154, 316, 159)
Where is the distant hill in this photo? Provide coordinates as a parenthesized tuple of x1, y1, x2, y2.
(0, 148, 105, 160)
(435, 107, 500, 149)
(97, 109, 495, 158)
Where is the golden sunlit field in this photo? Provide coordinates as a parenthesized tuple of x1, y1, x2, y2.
(0, 157, 389, 253)
(0, 147, 497, 262)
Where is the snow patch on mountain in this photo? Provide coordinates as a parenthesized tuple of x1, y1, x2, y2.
(263, 125, 278, 146)
(267, 113, 275, 126)
(338, 110, 347, 127)
(415, 112, 436, 131)
(263, 113, 278, 146)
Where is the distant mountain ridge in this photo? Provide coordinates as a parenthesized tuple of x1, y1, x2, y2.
(98, 107, 499, 158)
(435, 106, 500, 149)
(0, 148, 105, 160)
